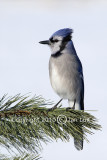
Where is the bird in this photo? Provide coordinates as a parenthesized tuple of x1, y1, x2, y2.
(39, 28, 84, 150)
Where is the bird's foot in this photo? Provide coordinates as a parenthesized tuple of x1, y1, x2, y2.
(48, 105, 57, 112)
(66, 106, 75, 111)
(48, 99, 63, 112)
(66, 99, 76, 111)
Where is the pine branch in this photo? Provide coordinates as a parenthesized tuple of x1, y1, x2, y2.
(0, 153, 41, 160)
(0, 94, 101, 155)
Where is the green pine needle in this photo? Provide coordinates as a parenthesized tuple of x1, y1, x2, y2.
(0, 94, 101, 155)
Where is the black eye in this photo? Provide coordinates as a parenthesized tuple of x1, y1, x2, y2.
(49, 37, 59, 43)
(54, 39, 58, 43)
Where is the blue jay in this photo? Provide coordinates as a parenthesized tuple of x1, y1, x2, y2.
(39, 28, 84, 150)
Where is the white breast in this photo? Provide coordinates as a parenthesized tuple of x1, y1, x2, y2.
(49, 62, 70, 99)
(49, 54, 81, 100)
(51, 63, 61, 92)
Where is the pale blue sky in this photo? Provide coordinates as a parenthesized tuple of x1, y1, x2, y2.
(0, 0, 107, 159)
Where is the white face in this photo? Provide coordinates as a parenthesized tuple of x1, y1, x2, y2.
(49, 36, 63, 55)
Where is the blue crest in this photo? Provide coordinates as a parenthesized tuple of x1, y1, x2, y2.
(50, 28, 73, 38)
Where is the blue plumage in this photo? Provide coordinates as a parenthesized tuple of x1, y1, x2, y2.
(40, 28, 84, 150)
(50, 28, 73, 38)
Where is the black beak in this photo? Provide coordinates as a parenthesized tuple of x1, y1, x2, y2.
(39, 40, 49, 45)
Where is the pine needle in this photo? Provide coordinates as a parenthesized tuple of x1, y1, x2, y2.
(0, 94, 101, 154)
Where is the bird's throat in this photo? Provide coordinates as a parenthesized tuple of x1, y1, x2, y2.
(51, 51, 63, 58)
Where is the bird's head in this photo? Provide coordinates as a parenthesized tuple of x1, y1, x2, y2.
(39, 28, 73, 55)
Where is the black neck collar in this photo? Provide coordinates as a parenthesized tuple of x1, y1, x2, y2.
(51, 51, 63, 58)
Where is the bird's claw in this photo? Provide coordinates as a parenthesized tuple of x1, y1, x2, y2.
(47, 98, 63, 112)
(47, 105, 57, 112)
(66, 106, 75, 111)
